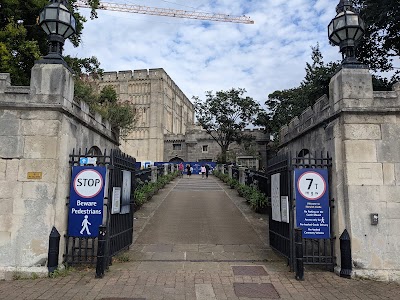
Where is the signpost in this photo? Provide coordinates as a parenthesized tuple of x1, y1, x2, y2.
(68, 166, 107, 237)
(295, 169, 330, 239)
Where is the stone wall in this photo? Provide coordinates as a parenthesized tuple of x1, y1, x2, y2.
(0, 64, 118, 279)
(278, 67, 400, 281)
(87, 69, 195, 163)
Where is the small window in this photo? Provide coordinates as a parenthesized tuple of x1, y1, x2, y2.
(173, 144, 182, 151)
(202, 145, 208, 153)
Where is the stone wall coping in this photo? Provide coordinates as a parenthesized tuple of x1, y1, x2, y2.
(279, 88, 399, 146)
(0, 72, 117, 144)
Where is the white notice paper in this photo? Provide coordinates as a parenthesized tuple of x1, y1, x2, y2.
(281, 196, 289, 223)
(271, 173, 281, 222)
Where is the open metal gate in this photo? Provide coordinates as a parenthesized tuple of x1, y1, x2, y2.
(267, 151, 335, 271)
(64, 148, 136, 267)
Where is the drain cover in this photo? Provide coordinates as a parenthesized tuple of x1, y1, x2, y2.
(232, 266, 268, 276)
(233, 283, 280, 298)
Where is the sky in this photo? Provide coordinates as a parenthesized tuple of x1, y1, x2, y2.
(65, 0, 344, 106)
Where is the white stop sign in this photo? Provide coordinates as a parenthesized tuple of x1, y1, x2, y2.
(73, 169, 104, 198)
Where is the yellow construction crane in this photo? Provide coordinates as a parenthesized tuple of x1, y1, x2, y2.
(75, 1, 254, 24)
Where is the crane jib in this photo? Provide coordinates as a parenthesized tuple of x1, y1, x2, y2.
(75, 1, 255, 24)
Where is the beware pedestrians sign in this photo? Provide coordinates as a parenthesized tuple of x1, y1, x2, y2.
(295, 169, 330, 239)
(68, 166, 107, 237)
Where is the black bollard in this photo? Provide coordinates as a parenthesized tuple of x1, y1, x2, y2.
(295, 228, 304, 281)
(48, 226, 60, 275)
(95, 225, 107, 278)
(340, 229, 352, 278)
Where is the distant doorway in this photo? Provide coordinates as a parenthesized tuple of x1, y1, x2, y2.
(169, 157, 184, 163)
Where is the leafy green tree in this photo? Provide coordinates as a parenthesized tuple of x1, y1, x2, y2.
(74, 83, 136, 136)
(0, 0, 99, 85)
(193, 88, 260, 164)
(257, 43, 397, 141)
(354, 0, 400, 78)
(257, 46, 339, 139)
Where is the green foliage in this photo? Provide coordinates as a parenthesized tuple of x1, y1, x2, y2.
(73, 82, 136, 136)
(64, 56, 103, 78)
(227, 177, 239, 189)
(114, 253, 131, 263)
(49, 266, 76, 279)
(133, 171, 178, 209)
(0, 0, 100, 85)
(256, 45, 339, 140)
(353, 0, 400, 79)
(257, 42, 399, 141)
(214, 168, 269, 213)
(193, 88, 260, 164)
(0, 18, 41, 85)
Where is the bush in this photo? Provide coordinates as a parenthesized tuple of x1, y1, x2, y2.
(133, 171, 178, 209)
(215, 173, 269, 213)
(227, 177, 239, 189)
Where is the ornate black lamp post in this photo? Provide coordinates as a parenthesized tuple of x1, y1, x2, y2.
(328, 0, 365, 67)
(38, 0, 76, 64)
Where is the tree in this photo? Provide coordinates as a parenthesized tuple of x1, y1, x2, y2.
(0, 0, 100, 85)
(193, 88, 260, 164)
(354, 0, 400, 78)
(257, 43, 397, 141)
(256, 45, 339, 139)
(74, 82, 137, 136)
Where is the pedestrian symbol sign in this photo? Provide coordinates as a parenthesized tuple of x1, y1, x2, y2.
(80, 215, 92, 235)
(68, 166, 107, 237)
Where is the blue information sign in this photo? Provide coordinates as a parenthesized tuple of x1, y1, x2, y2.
(295, 168, 330, 239)
(68, 166, 107, 237)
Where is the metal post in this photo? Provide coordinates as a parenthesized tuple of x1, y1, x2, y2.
(340, 229, 352, 278)
(295, 228, 304, 281)
(47, 226, 60, 275)
(95, 225, 107, 278)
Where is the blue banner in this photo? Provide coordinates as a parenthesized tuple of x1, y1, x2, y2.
(295, 168, 330, 239)
(154, 162, 216, 174)
(68, 166, 107, 237)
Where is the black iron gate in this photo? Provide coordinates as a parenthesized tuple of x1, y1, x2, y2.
(64, 148, 136, 266)
(267, 151, 335, 271)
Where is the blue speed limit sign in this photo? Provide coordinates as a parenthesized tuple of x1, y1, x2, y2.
(295, 169, 330, 239)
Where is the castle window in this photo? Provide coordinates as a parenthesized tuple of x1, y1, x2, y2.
(202, 145, 208, 153)
(173, 144, 182, 151)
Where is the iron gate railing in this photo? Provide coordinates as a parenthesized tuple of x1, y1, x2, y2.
(292, 151, 335, 270)
(264, 151, 335, 271)
(265, 154, 292, 266)
(65, 148, 136, 266)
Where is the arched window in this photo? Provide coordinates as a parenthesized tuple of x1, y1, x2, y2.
(296, 149, 311, 167)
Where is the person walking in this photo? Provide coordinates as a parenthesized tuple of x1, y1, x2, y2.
(201, 165, 206, 179)
(186, 164, 192, 178)
(178, 162, 184, 178)
(205, 164, 210, 179)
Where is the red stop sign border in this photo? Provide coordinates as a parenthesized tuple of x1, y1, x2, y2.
(73, 169, 104, 198)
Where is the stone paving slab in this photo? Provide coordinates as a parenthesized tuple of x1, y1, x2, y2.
(1, 177, 400, 299)
(1, 261, 400, 299)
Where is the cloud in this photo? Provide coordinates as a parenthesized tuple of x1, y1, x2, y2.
(65, 0, 343, 104)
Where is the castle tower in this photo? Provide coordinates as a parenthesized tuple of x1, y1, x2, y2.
(90, 68, 194, 162)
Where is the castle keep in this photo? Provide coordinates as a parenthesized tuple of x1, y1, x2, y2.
(87, 69, 195, 163)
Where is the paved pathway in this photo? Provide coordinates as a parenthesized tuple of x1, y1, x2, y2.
(1, 176, 400, 299)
